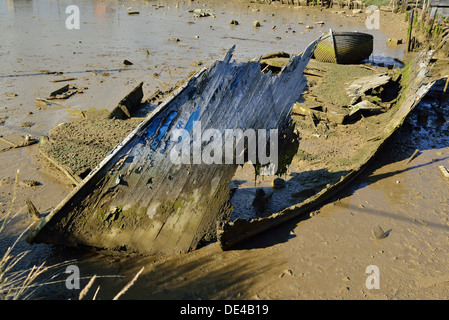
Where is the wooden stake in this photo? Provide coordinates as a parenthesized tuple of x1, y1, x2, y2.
(421, 0, 429, 21)
(404, 148, 420, 166)
(26, 199, 41, 220)
(426, 6, 437, 37)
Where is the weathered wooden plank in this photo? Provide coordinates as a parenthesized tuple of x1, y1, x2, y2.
(27, 39, 320, 255)
(346, 73, 392, 104)
(108, 82, 144, 120)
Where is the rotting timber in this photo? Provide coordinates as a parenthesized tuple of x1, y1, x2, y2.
(26, 39, 320, 256)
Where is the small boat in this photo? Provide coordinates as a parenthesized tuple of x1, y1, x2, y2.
(313, 30, 373, 64)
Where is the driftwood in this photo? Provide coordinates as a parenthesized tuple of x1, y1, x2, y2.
(0, 134, 38, 152)
(35, 98, 71, 109)
(404, 148, 420, 166)
(47, 84, 87, 100)
(27, 39, 320, 256)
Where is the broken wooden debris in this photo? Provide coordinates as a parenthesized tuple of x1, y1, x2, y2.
(35, 98, 71, 109)
(349, 100, 384, 118)
(292, 102, 347, 125)
(404, 149, 420, 166)
(108, 82, 144, 120)
(291, 101, 378, 125)
(50, 77, 77, 83)
(47, 84, 87, 100)
(260, 57, 291, 69)
(0, 134, 38, 152)
(346, 73, 392, 104)
(26, 199, 41, 220)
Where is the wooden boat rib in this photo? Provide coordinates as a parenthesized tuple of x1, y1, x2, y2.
(27, 39, 320, 256)
(314, 30, 374, 64)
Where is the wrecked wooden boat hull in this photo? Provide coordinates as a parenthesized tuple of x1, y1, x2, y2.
(314, 31, 373, 64)
(218, 49, 435, 249)
(26, 39, 320, 256)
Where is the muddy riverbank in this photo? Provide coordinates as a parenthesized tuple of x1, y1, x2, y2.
(2, 0, 449, 301)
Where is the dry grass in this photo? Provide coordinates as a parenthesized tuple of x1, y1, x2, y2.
(0, 170, 145, 300)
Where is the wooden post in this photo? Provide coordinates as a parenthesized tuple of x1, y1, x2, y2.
(407, 9, 415, 51)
